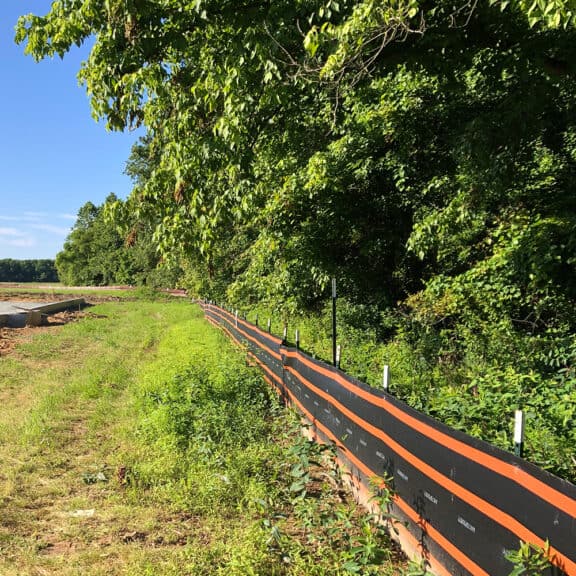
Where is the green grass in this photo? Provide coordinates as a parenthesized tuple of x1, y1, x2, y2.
(0, 296, 408, 575)
(0, 299, 192, 575)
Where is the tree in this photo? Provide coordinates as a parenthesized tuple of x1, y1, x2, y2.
(15, 0, 576, 297)
(57, 191, 182, 288)
(18, 0, 576, 366)
(57, 197, 120, 285)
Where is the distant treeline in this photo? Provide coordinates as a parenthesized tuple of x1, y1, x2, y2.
(0, 259, 59, 283)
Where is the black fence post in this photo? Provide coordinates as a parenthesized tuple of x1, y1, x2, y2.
(332, 277, 337, 367)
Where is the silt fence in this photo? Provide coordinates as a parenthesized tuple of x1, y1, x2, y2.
(201, 302, 576, 576)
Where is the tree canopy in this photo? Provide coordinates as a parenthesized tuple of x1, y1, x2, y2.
(16, 1, 576, 479)
(16, 0, 576, 299)
(56, 193, 181, 287)
(16, 0, 576, 303)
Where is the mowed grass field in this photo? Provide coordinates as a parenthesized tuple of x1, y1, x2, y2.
(0, 295, 408, 576)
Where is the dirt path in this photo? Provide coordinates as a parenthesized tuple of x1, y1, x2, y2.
(0, 310, 93, 357)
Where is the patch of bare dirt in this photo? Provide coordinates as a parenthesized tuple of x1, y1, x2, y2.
(0, 310, 102, 358)
(0, 292, 72, 303)
(0, 291, 126, 304)
(38, 540, 78, 557)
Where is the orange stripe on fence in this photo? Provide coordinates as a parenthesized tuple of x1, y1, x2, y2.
(247, 351, 283, 392)
(283, 349, 576, 519)
(210, 308, 282, 362)
(237, 314, 283, 345)
(207, 309, 493, 576)
(283, 362, 576, 575)
(306, 427, 454, 576)
(209, 305, 283, 346)
(281, 373, 486, 576)
(213, 307, 576, 521)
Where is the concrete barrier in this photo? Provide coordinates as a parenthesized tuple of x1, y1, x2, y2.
(0, 298, 86, 328)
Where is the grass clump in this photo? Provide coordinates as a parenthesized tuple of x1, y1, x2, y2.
(127, 322, 278, 512)
(121, 311, 406, 575)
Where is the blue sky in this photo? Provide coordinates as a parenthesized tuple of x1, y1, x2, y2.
(0, 2, 142, 260)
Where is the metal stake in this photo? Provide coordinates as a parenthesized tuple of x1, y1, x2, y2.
(383, 364, 390, 391)
(514, 410, 524, 457)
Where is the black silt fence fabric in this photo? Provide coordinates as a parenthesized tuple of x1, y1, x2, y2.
(201, 303, 576, 576)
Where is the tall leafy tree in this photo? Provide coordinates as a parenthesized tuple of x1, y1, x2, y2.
(57, 196, 124, 285)
(57, 190, 182, 288)
(18, 0, 576, 368)
(15, 0, 576, 299)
